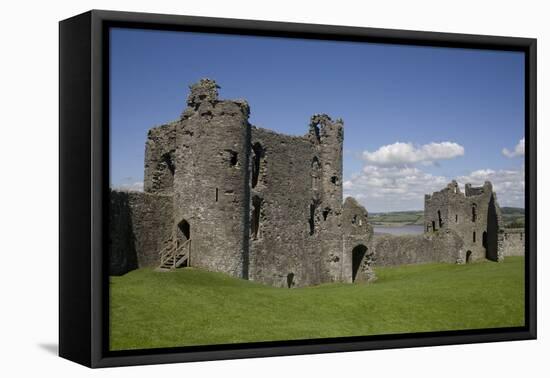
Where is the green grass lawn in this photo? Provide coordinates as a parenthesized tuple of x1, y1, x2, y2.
(110, 257, 525, 351)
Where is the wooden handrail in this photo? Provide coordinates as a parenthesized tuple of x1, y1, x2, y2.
(159, 238, 191, 267)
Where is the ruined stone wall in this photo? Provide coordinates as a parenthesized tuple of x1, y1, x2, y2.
(424, 181, 503, 263)
(342, 197, 375, 282)
(314, 115, 345, 282)
(248, 127, 321, 287)
(172, 80, 250, 279)
(373, 229, 464, 266)
(143, 122, 177, 195)
(246, 115, 346, 288)
(109, 190, 138, 275)
(109, 190, 174, 275)
(502, 228, 525, 256)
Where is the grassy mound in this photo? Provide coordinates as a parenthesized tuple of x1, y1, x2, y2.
(110, 257, 524, 351)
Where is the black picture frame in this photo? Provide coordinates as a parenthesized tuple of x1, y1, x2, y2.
(59, 9, 537, 368)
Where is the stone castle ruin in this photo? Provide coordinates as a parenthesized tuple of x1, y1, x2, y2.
(373, 181, 524, 266)
(110, 79, 375, 288)
(110, 79, 524, 287)
(425, 180, 503, 263)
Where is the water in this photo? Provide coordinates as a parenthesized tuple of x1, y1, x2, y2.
(373, 225, 424, 235)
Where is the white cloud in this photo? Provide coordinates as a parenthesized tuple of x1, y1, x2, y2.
(345, 164, 525, 212)
(456, 167, 525, 207)
(111, 181, 144, 192)
(346, 138, 524, 211)
(362, 141, 464, 166)
(502, 138, 525, 158)
(344, 165, 449, 212)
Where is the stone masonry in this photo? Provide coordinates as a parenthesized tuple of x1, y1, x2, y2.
(110, 79, 375, 287)
(424, 180, 504, 263)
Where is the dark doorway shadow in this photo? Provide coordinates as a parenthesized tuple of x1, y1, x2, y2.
(352, 244, 368, 282)
(287, 273, 295, 288)
(486, 195, 499, 261)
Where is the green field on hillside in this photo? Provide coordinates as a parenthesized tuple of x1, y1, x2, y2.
(110, 257, 525, 351)
(370, 207, 524, 228)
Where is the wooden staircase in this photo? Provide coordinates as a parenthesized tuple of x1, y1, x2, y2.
(156, 239, 191, 272)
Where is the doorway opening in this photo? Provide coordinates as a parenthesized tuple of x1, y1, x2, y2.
(352, 244, 368, 282)
(177, 219, 190, 242)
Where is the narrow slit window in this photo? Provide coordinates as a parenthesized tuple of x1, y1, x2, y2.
(251, 196, 262, 239)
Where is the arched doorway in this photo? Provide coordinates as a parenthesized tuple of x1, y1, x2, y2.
(177, 219, 190, 243)
(466, 250, 472, 263)
(352, 244, 368, 282)
(286, 273, 295, 288)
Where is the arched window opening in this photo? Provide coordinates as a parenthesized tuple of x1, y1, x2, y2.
(455, 214, 458, 223)
(312, 123, 321, 143)
(162, 152, 175, 176)
(432, 220, 436, 232)
(438, 210, 443, 228)
(473, 231, 476, 243)
(472, 204, 477, 222)
(251, 143, 264, 188)
(322, 208, 331, 221)
(227, 150, 238, 166)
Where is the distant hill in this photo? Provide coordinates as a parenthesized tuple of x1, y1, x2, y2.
(500, 207, 525, 228)
(370, 207, 524, 228)
(369, 211, 424, 226)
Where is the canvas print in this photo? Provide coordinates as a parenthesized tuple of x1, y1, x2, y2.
(108, 28, 526, 351)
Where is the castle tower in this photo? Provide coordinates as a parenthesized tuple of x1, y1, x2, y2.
(308, 114, 344, 281)
(172, 79, 251, 278)
(425, 180, 503, 263)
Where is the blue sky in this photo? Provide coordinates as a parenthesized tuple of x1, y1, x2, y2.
(110, 27, 525, 212)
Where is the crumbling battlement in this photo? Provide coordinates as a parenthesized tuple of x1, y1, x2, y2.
(110, 79, 374, 287)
